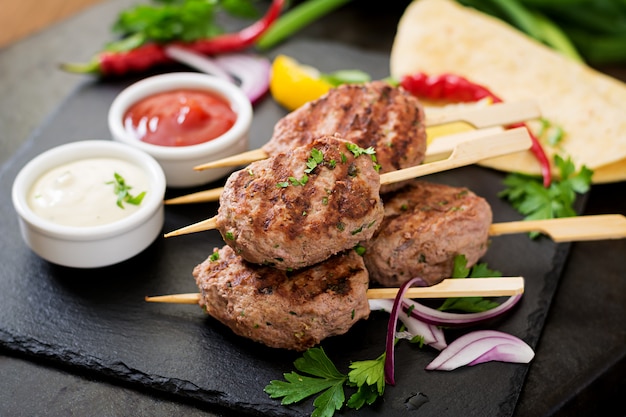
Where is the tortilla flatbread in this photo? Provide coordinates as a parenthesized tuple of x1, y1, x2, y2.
(390, 0, 626, 183)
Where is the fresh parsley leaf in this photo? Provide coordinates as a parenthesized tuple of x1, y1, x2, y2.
(347, 353, 386, 397)
(305, 148, 325, 173)
(499, 154, 593, 238)
(439, 255, 502, 313)
(105, 172, 146, 209)
(265, 347, 346, 417)
(265, 347, 385, 417)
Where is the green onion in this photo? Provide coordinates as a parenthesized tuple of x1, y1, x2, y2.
(256, 0, 352, 50)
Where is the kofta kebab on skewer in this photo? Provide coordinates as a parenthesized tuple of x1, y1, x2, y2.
(146, 180, 624, 351)
(165, 81, 540, 205)
(192, 81, 539, 173)
(164, 131, 532, 270)
(147, 246, 524, 351)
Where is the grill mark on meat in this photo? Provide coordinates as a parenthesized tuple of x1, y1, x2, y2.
(193, 246, 370, 351)
(217, 135, 384, 269)
(363, 180, 493, 287)
(264, 81, 427, 193)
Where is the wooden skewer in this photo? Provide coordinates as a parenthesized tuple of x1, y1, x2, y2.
(164, 212, 626, 242)
(144, 276, 525, 305)
(165, 126, 530, 206)
(193, 100, 540, 171)
(165, 127, 502, 206)
(489, 214, 626, 242)
(379, 127, 530, 185)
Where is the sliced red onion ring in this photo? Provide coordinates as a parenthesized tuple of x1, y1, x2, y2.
(403, 293, 523, 327)
(213, 53, 271, 104)
(425, 330, 534, 371)
(164, 46, 271, 104)
(369, 299, 447, 350)
(384, 277, 423, 386)
(165, 45, 234, 82)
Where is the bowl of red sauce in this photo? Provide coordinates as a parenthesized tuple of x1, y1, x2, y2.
(108, 72, 253, 188)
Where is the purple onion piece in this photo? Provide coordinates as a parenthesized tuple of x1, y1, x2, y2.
(403, 293, 523, 327)
(384, 277, 424, 386)
(425, 330, 534, 371)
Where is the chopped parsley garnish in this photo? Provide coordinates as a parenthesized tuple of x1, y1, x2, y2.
(305, 148, 325, 173)
(209, 250, 220, 262)
(499, 154, 593, 238)
(353, 244, 366, 256)
(106, 172, 146, 209)
(265, 347, 385, 417)
(345, 143, 380, 171)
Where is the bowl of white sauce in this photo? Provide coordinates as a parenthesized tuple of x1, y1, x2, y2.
(12, 140, 166, 268)
(108, 72, 253, 188)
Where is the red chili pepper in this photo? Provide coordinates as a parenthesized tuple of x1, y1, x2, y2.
(400, 72, 552, 187)
(62, 0, 285, 76)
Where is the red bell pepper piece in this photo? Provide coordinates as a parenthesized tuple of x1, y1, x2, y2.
(400, 72, 552, 187)
(62, 0, 285, 76)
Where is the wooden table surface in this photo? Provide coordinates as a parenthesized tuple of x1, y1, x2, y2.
(0, 0, 103, 48)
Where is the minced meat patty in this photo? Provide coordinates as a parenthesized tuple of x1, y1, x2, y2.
(264, 81, 427, 193)
(217, 135, 384, 270)
(193, 246, 370, 351)
(362, 180, 493, 287)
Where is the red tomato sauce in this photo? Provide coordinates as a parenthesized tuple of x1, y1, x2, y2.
(123, 89, 237, 147)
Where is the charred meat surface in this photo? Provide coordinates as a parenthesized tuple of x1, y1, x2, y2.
(362, 180, 493, 287)
(193, 246, 370, 351)
(265, 81, 427, 193)
(217, 135, 384, 270)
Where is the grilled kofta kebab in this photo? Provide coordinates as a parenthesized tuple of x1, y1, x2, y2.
(193, 245, 370, 351)
(265, 81, 426, 193)
(217, 134, 384, 270)
(362, 180, 493, 287)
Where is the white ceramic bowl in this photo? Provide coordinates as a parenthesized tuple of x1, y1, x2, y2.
(12, 140, 166, 268)
(108, 72, 253, 188)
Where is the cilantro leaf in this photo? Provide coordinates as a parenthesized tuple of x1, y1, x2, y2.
(499, 154, 593, 238)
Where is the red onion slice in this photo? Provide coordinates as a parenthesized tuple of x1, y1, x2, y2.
(425, 330, 534, 371)
(164, 47, 271, 103)
(369, 299, 447, 350)
(384, 277, 424, 386)
(213, 53, 271, 104)
(403, 293, 523, 327)
(164, 45, 235, 82)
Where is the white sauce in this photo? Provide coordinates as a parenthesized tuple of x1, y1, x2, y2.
(28, 158, 150, 227)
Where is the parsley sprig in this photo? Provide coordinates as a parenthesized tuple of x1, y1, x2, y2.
(106, 172, 146, 209)
(265, 347, 385, 417)
(345, 143, 381, 172)
(499, 154, 593, 238)
(438, 255, 502, 313)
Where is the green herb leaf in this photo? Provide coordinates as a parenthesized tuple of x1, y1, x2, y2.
(499, 154, 593, 238)
(439, 255, 502, 313)
(265, 347, 385, 417)
(265, 347, 347, 416)
(105, 172, 146, 209)
(108, 0, 258, 52)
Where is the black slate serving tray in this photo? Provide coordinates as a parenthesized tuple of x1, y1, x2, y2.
(0, 39, 578, 417)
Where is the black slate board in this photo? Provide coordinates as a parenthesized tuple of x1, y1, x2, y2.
(0, 39, 577, 417)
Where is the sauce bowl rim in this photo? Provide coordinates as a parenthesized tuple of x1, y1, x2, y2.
(107, 72, 253, 160)
(12, 140, 166, 241)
